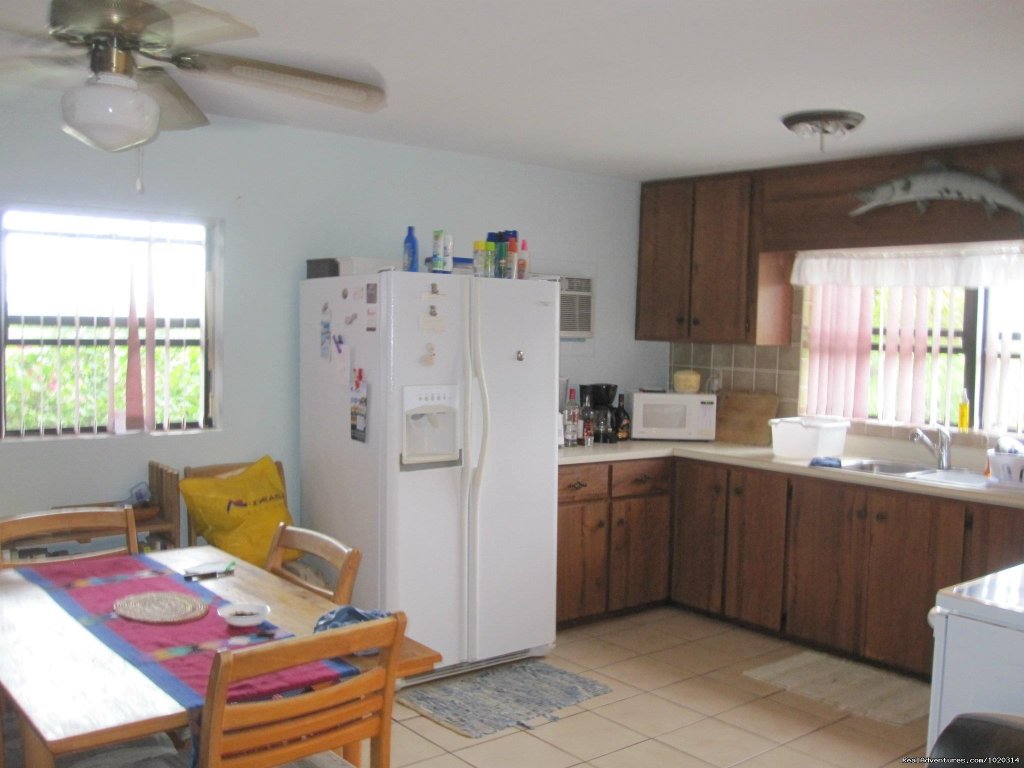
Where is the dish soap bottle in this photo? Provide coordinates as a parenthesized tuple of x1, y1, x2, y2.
(958, 388, 970, 431)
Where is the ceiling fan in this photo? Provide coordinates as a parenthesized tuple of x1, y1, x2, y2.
(0, 0, 386, 152)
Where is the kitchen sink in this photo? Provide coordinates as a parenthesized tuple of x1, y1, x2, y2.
(841, 461, 990, 489)
(914, 468, 990, 489)
(842, 459, 933, 477)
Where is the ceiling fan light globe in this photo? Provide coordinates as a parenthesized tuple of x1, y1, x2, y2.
(61, 73, 161, 152)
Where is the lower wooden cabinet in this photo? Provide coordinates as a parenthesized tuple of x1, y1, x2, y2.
(723, 468, 788, 631)
(786, 477, 964, 676)
(672, 461, 727, 612)
(557, 458, 671, 623)
(560, 455, 1023, 677)
(556, 499, 609, 623)
(962, 502, 1024, 580)
(673, 461, 787, 632)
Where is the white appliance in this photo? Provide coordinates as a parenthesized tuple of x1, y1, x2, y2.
(627, 392, 717, 440)
(299, 272, 559, 678)
(927, 563, 1024, 751)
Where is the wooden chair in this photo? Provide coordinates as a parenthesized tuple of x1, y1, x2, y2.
(265, 523, 362, 605)
(0, 506, 138, 566)
(59, 614, 406, 768)
(200, 611, 405, 768)
(0, 505, 138, 768)
(182, 460, 286, 546)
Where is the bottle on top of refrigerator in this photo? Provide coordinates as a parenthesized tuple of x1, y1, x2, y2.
(442, 232, 454, 273)
(485, 241, 496, 277)
(403, 226, 419, 272)
(507, 236, 519, 279)
(517, 239, 530, 279)
(430, 230, 445, 272)
(472, 241, 488, 276)
(494, 232, 509, 279)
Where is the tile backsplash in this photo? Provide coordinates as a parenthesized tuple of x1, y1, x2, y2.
(670, 288, 803, 418)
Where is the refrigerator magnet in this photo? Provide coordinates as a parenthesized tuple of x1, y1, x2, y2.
(319, 305, 332, 360)
(350, 374, 367, 442)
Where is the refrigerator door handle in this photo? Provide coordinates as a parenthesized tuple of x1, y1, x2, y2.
(465, 278, 490, 659)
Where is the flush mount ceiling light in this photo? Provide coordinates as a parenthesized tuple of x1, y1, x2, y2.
(782, 110, 864, 152)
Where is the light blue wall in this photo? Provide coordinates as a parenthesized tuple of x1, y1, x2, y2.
(0, 94, 667, 518)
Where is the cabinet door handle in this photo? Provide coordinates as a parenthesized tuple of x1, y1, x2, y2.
(875, 511, 888, 522)
(733, 486, 744, 497)
(615, 517, 626, 527)
(632, 473, 652, 485)
(595, 519, 605, 529)
(676, 315, 686, 325)
(569, 480, 588, 491)
(692, 317, 701, 326)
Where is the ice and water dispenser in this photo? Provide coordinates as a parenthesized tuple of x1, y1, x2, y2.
(400, 384, 462, 468)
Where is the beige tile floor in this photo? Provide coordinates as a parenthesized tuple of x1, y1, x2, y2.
(383, 606, 929, 768)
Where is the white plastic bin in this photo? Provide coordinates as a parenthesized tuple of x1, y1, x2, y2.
(770, 416, 850, 459)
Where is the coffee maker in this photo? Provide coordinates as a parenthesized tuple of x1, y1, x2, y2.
(579, 383, 617, 443)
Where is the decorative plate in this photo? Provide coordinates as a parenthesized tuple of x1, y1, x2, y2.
(113, 591, 209, 624)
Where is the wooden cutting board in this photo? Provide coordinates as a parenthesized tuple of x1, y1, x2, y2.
(715, 390, 780, 446)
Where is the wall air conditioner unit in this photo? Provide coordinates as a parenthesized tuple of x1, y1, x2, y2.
(558, 275, 593, 339)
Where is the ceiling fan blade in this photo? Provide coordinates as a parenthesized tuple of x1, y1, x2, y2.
(0, 51, 90, 89)
(135, 66, 208, 131)
(177, 52, 386, 113)
(138, 0, 257, 53)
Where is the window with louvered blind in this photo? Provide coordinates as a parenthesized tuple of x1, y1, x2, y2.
(1, 207, 217, 438)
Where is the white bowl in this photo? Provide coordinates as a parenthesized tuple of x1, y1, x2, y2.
(218, 603, 271, 627)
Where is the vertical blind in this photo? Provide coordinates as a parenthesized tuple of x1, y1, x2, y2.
(793, 241, 1024, 432)
(2, 209, 209, 437)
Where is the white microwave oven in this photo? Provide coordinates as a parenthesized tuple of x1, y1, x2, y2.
(627, 392, 717, 441)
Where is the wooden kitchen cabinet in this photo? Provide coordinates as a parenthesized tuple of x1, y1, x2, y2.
(556, 464, 609, 623)
(636, 174, 789, 345)
(861, 490, 964, 675)
(608, 459, 672, 611)
(722, 468, 788, 631)
(786, 477, 868, 654)
(557, 459, 672, 623)
(962, 502, 1024, 581)
(673, 460, 787, 630)
(672, 460, 728, 612)
(787, 476, 965, 676)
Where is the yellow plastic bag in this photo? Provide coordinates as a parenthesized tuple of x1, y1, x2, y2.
(179, 455, 293, 565)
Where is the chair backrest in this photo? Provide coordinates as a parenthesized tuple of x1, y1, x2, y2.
(0, 506, 138, 566)
(182, 460, 286, 546)
(198, 611, 406, 768)
(265, 522, 362, 604)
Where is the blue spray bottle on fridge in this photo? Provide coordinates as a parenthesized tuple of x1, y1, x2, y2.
(403, 226, 419, 272)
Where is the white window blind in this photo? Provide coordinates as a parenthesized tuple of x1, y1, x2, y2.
(794, 241, 1024, 432)
(2, 209, 212, 437)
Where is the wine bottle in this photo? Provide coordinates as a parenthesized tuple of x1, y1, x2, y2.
(614, 393, 631, 441)
(579, 392, 595, 447)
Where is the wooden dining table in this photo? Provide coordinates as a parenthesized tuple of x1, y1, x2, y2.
(0, 545, 441, 768)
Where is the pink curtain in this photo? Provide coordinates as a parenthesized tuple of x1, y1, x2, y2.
(806, 285, 954, 423)
(805, 285, 873, 418)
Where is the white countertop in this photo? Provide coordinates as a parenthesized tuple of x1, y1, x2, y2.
(558, 439, 1024, 509)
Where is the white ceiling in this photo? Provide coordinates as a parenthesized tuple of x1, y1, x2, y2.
(2, 0, 1024, 181)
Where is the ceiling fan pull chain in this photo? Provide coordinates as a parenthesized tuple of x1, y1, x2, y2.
(135, 146, 145, 195)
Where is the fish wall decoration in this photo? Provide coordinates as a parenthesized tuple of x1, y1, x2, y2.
(849, 161, 1024, 221)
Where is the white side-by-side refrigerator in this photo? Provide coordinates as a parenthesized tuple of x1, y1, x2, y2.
(299, 271, 559, 676)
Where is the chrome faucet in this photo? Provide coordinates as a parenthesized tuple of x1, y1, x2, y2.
(910, 425, 952, 470)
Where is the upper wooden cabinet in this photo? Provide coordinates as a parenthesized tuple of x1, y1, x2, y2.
(636, 174, 791, 345)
